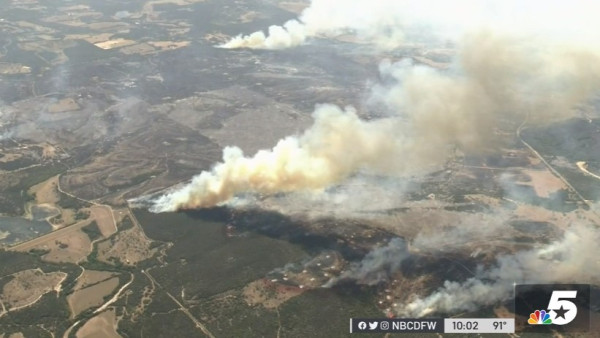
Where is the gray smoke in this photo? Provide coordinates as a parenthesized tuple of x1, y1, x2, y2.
(400, 224, 600, 316)
(370, 32, 600, 156)
(410, 208, 514, 254)
(325, 238, 409, 286)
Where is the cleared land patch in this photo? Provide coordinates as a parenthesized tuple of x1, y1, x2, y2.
(243, 279, 304, 309)
(518, 169, 567, 198)
(11, 219, 93, 262)
(67, 277, 119, 317)
(0, 269, 66, 310)
(76, 308, 120, 338)
(96, 224, 157, 266)
(74, 270, 116, 290)
(40, 227, 92, 263)
(89, 206, 117, 237)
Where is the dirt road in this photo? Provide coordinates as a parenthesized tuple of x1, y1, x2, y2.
(142, 269, 215, 338)
(576, 161, 600, 181)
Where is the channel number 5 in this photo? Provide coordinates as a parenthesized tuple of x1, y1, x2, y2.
(548, 290, 577, 325)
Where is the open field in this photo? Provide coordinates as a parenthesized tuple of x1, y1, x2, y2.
(0, 269, 66, 310)
(67, 277, 119, 317)
(76, 308, 120, 338)
(89, 205, 117, 237)
(518, 169, 567, 198)
(38, 227, 92, 263)
(29, 175, 59, 204)
(73, 270, 116, 290)
(243, 279, 304, 309)
(96, 221, 158, 266)
(10, 219, 92, 253)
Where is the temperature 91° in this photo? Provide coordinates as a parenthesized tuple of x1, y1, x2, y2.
(493, 320, 508, 330)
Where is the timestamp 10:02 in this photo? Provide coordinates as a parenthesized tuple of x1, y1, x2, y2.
(452, 321, 479, 331)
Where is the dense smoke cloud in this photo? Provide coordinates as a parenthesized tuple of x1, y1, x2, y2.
(371, 32, 600, 153)
(219, 0, 412, 50)
(400, 224, 600, 316)
(239, 174, 414, 219)
(220, 19, 307, 50)
(220, 0, 600, 50)
(150, 105, 406, 212)
(151, 30, 600, 211)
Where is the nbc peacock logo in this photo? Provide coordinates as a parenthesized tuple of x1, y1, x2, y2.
(528, 310, 552, 325)
(516, 284, 590, 333)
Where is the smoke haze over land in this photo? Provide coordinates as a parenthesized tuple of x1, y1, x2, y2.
(142, 0, 600, 319)
(220, 0, 600, 50)
(401, 224, 600, 316)
(151, 32, 600, 212)
(324, 238, 409, 286)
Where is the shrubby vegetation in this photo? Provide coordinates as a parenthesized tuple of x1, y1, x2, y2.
(81, 221, 102, 241)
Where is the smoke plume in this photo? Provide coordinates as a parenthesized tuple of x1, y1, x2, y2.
(324, 238, 409, 286)
(219, 0, 413, 50)
(150, 105, 407, 212)
(152, 30, 600, 211)
(220, 19, 307, 50)
(400, 224, 600, 316)
(372, 32, 600, 150)
(220, 0, 600, 50)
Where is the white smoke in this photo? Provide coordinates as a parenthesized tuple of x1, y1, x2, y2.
(152, 30, 600, 212)
(150, 105, 409, 212)
(401, 224, 600, 317)
(219, 0, 408, 50)
(220, 19, 307, 50)
(220, 0, 600, 50)
(219, 0, 478, 50)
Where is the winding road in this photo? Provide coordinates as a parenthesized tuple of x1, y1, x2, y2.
(576, 161, 600, 181)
